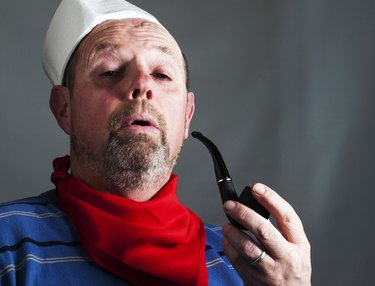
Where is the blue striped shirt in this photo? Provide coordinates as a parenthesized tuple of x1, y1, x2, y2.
(0, 191, 243, 285)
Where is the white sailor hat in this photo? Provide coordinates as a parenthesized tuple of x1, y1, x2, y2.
(42, 0, 163, 85)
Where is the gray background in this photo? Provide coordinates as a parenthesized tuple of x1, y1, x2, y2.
(1, 0, 374, 285)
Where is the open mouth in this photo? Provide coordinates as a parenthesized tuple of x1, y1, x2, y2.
(121, 115, 159, 131)
(131, 120, 151, 127)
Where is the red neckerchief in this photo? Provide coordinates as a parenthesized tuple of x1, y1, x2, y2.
(51, 156, 208, 286)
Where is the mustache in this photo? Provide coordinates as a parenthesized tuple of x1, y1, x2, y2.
(108, 101, 166, 133)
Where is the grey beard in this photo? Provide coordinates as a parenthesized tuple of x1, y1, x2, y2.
(71, 101, 182, 195)
(101, 131, 176, 194)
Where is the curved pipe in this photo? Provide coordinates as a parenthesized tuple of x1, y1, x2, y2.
(192, 131, 270, 228)
(191, 131, 230, 183)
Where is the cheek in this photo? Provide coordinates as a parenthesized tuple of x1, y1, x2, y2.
(70, 91, 117, 147)
(163, 99, 187, 148)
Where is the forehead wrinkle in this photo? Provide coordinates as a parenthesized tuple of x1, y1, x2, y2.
(79, 20, 184, 72)
(86, 41, 121, 68)
(87, 43, 177, 66)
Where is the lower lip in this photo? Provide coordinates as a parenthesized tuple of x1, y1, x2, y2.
(120, 125, 159, 134)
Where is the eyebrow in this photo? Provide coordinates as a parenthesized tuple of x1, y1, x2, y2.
(150, 45, 181, 64)
(87, 42, 120, 66)
(154, 45, 174, 56)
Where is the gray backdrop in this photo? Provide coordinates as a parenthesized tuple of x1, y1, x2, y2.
(1, 1, 374, 285)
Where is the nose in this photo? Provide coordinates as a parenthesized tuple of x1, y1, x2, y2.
(131, 87, 152, 100)
(123, 62, 153, 101)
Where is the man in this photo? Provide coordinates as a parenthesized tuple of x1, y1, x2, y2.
(0, 0, 311, 285)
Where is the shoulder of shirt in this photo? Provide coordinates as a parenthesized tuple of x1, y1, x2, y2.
(0, 189, 59, 211)
(0, 191, 130, 285)
(0, 189, 67, 227)
(0, 189, 77, 244)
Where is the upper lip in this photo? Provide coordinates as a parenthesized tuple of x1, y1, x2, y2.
(121, 114, 159, 129)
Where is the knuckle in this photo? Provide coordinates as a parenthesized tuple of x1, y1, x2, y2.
(240, 239, 257, 255)
(281, 208, 301, 232)
(264, 189, 278, 205)
(256, 220, 274, 241)
(238, 206, 250, 222)
(281, 207, 299, 226)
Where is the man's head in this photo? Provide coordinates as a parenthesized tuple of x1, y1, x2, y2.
(44, 0, 194, 200)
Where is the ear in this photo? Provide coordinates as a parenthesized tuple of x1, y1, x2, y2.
(49, 85, 72, 135)
(184, 91, 195, 139)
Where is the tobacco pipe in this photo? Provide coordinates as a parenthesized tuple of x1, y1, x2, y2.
(192, 131, 270, 229)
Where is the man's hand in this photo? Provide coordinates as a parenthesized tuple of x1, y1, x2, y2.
(222, 183, 311, 286)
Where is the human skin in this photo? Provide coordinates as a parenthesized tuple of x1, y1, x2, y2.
(222, 183, 312, 285)
(49, 19, 194, 201)
(49, 17, 311, 285)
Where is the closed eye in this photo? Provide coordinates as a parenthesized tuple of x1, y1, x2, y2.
(102, 70, 120, 77)
(153, 72, 171, 80)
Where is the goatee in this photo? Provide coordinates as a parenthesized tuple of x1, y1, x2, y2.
(71, 101, 181, 196)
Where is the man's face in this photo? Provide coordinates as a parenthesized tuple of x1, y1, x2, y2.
(57, 19, 194, 195)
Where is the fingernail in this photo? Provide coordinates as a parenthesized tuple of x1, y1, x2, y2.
(223, 200, 236, 212)
(253, 184, 266, 195)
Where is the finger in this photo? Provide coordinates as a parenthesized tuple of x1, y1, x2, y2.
(222, 232, 275, 286)
(222, 236, 256, 285)
(251, 183, 308, 244)
(222, 223, 273, 266)
(223, 200, 288, 259)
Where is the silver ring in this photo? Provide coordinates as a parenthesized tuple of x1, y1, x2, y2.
(251, 250, 266, 266)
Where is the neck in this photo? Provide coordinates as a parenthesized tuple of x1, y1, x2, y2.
(69, 154, 171, 202)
